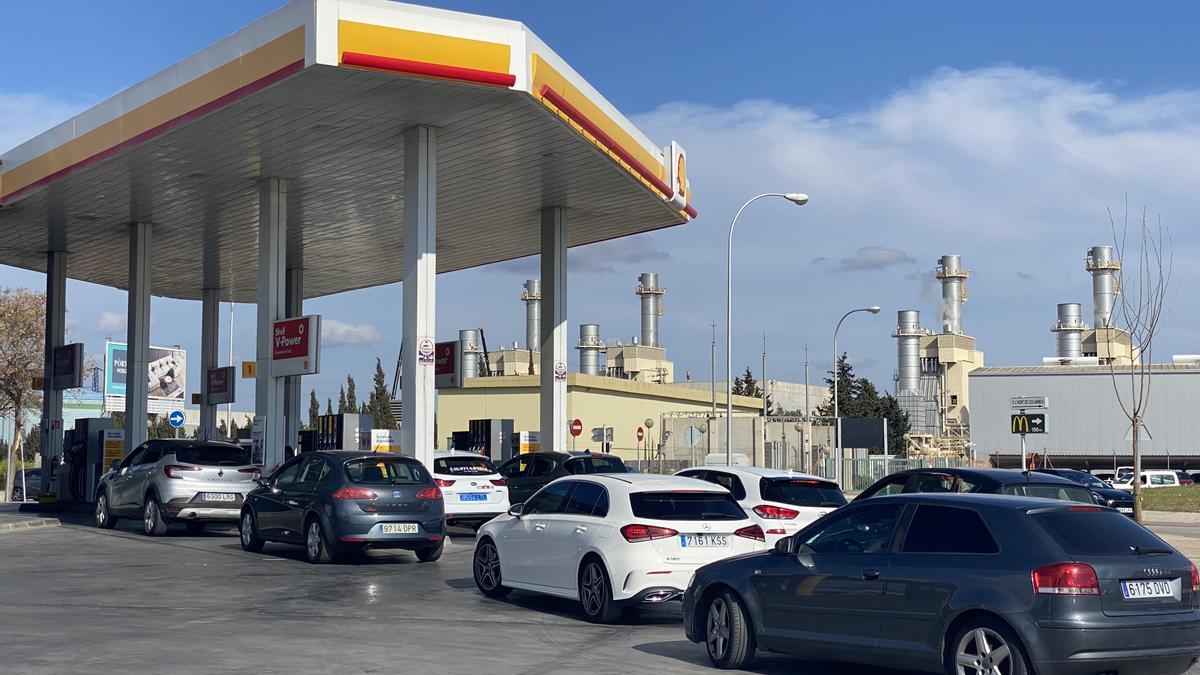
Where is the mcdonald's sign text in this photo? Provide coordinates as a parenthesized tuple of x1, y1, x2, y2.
(1011, 413, 1046, 435)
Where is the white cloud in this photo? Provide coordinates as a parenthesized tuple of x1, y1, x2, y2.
(0, 92, 93, 154)
(321, 319, 381, 347)
(816, 246, 917, 273)
(97, 311, 125, 333)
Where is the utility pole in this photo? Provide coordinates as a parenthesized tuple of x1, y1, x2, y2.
(761, 332, 768, 468)
(804, 344, 811, 472)
(709, 321, 716, 459)
(227, 300, 234, 435)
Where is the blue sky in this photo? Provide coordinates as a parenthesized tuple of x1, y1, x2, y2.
(3, 1, 1200, 413)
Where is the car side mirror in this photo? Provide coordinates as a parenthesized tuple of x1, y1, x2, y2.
(110, 460, 120, 472)
(507, 503, 524, 518)
(255, 477, 271, 488)
(774, 536, 798, 555)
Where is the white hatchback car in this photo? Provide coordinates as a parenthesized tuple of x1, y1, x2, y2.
(675, 466, 846, 545)
(473, 473, 768, 623)
(431, 452, 510, 530)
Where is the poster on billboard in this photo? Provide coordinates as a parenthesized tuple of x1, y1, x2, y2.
(272, 315, 320, 377)
(434, 341, 458, 388)
(104, 341, 187, 414)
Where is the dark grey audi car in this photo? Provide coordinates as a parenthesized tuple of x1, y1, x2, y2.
(683, 493, 1200, 674)
(239, 451, 445, 564)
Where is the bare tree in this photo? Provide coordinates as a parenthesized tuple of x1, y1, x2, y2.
(1107, 205, 1172, 523)
(0, 288, 46, 501)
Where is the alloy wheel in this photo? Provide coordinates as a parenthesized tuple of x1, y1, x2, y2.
(474, 543, 500, 591)
(580, 563, 604, 615)
(96, 494, 107, 527)
(143, 500, 157, 533)
(241, 513, 253, 547)
(306, 522, 321, 561)
(706, 597, 731, 661)
(955, 627, 1013, 675)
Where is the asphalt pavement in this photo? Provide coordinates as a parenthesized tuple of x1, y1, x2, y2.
(2, 517, 1199, 674)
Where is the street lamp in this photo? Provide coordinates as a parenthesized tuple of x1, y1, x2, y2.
(726, 193, 809, 467)
(832, 306, 881, 487)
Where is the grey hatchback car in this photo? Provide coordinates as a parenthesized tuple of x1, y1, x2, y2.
(239, 451, 445, 564)
(96, 439, 259, 535)
(684, 493, 1200, 675)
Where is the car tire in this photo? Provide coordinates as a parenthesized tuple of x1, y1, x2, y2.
(705, 590, 756, 669)
(239, 510, 265, 553)
(304, 517, 335, 564)
(947, 617, 1030, 675)
(416, 539, 444, 563)
(578, 558, 621, 624)
(95, 490, 118, 529)
(11, 487, 23, 502)
(473, 538, 511, 598)
(185, 521, 206, 535)
(143, 496, 169, 536)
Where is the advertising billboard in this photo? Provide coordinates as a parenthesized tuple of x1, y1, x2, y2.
(434, 340, 458, 388)
(52, 343, 83, 390)
(272, 315, 320, 377)
(206, 366, 236, 405)
(104, 341, 186, 414)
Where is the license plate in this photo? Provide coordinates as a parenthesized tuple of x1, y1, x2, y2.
(202, 493, 236, 502)
(380, 523, 419, 535)
(1118, 507, 1133, 513)
(459, 493, 488, 502)
(1122, 579, 1178, 599)
(680, 534, 729, 548)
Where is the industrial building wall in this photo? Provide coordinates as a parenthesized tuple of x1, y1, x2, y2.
(970, 368, 1200, 457)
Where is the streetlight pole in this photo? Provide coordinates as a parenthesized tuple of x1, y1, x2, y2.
(832, 306, 881, 487)
(726, 193, 809, 467)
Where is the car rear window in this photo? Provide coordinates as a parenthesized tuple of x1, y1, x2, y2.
(1033, 509, 1168, 555)
(433, 456, 496, 476)
(761, 478, 846, 507)
(344, 457, 429, 484)
(629, 491, 747, 521)
(998, 483, 1093, 504)
(174, 445, 250, 466)
(565, 455, 627, 475)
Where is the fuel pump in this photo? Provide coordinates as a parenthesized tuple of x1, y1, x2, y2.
(60, 418, 113, 502)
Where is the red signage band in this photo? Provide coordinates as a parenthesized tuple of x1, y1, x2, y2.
(340, 52, 517, 88)
(272, 317, 310, 360)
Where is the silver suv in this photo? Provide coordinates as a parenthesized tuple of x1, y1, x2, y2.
(95, 439, 260, 535)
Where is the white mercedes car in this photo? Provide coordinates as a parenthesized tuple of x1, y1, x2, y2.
(675, 466, 846, 545)
(431, 451, 510, 530)
(472, 473, 768, 623)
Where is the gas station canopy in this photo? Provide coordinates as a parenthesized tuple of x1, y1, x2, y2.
(0, 0, 695, 302)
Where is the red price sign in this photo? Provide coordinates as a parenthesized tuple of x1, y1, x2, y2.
(570, 419, 583, 437)
(272, 317, 310, 360)
(636, 426, 644, 442)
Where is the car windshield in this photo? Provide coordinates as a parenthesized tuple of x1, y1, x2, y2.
(1116, 468, 1134, 482)
(174, 445, 251, 466)
(1056, 470, 1108, 489)
(344, 457, 429, 484)
(433, 456, 496, 476)
(566, 455, 628, 474)
(1033, 509, 1170, 555)
(629, 491, 747, 521)
(998, 483, 1094, 504)
(760, 478, 846, 507)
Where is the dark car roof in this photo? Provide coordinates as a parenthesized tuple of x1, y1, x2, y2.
(520, 451, 618, 460)
(889, 467, 1077, 487)
(319, 451, 420, 461)
(865, 491, 1091, 511)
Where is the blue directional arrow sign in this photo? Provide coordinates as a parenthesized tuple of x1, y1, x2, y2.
(168, 410, 185, 428)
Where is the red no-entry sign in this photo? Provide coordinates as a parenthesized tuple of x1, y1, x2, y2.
(570, 419, 583, 437)
(636, 426, 644, 442)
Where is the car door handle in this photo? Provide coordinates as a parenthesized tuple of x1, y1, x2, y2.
(575, 526, 588, 534)
(534, 522, 547, 531)
(285, 500, 300, 507)
(862, 569, 881, 581)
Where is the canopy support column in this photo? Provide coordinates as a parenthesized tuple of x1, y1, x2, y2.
(283, 267, 303, 449)
(401, 125, 437, 467)
(539, 206, 568, 453)
(38, 250, 66, 493)
(256, 178, 287, 468)
(199, 287, 219, 440)
(125, 223, 152, 451)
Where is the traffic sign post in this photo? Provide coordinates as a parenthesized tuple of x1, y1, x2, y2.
(1010, 400, 1047, 470)
(570, 418, 583, 451)
(168, 409, 185, 439)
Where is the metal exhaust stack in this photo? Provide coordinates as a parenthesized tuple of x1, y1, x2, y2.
(934, 255, 968, 334)
(893, 310, 923, 393)
(1086, 246, 1120, 329)
(576, 324, 603, 375)
(522, 279, 541, 351)
(635, 272, 664, 348)
(1050, 302, 1086, 358)
(459, 329, 482, 379)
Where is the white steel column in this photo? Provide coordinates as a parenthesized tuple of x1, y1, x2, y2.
(199, 287, 219, 440)
(283, 267, 303, 448)
(125, 223, 152, 450)
(402, 125, 437, 467)
(539, 207, 568, 453)
(256, 178, 287, 468)
(38, 251, 66, 488)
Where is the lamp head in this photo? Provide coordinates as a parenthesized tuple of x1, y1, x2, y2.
(866, 306, 881, 314)
(783, 193, 809, 205)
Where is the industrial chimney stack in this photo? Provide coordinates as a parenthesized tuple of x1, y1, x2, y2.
(576, 324, 603, 375)
(1086, 245, 1120, 329)
(934, 254, 969, 334)
(893, 310, 925, 393)
(1050, 302, 1087, 359)
(522, 279, 541, 351)
(635, 272, 665, 348)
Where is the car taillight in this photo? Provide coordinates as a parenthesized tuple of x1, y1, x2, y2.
(416, 487, 442, 500)
(734, 524, 765, 542)
(331, 487, 378, 501)
(490, 479, 507, 487)
(1068, 505, 1104, 512)
(753, 504, 800, 520)
(1191, 563, 1199, 593)
(1032, 562, 1100, 596)
(620, 524, 678, 542)
(238, 468, 261, 479)
(435, 479, 455, 488)
(164, 465, 200, 479)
